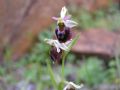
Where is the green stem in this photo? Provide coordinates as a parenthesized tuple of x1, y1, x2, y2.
(115, 55, 120, 78)
(47, 34, 80, 90)
(47, 60, 58, 89)
(61, 53, 66, 80)
(115, 42, 120, 90)
(61, 35, 80, 81)
(115, 53, 120, 90)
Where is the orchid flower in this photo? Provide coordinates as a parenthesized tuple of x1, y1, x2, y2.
(63, 82, 83, 90)
(54, 6, 77, 43)
(44, 38, 72, 53)
(44, 38, 72, 63)
(44, 6, 77, 63)
(52, 6, 78, 28)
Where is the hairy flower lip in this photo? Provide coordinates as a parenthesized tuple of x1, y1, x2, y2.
(44, 39, 72, 53)
(52, 6, 78, 28)
(55, 26, 72, 43)
(50, 46, 62, 63)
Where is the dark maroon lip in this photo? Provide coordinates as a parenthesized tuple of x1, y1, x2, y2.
(50, 47, 63, 64)
(55, 27, 71, 43)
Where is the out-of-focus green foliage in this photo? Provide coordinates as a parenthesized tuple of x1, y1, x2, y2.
(106, 60, 117, 83)
(77, 57, 107, 86)
(77, 57, 118, 86)
(0, 66, 5, 76)
(69, 5, 120, 30)
(20, 28, 53, 65)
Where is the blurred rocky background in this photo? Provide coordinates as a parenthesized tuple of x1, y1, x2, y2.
(0, 0, 120, 61)
(0, 0, 120, 90)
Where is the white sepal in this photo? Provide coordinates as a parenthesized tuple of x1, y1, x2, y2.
(65, 20, 78, 28)
(44, 39, 56, 45)
(65, 39, 72, 46)
(63, 82, 83, 90)
(60, 6, 67, 18)
(54, 41, 61, 53)
(44, 39, 71, 53)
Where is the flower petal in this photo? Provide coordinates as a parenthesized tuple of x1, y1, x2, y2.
(54, 40, 61, 53)
(60, 6, 67, 18)
(64, 82, 83, 90)
(65, 39, 72, 46)
(64, 15, 71, 21)
(65, 20, 78, 28)
(52, 17, 59, 21)
(60, 43, 69, 51)
(44, 39, 55, 45)
(44, 39, 71, 53)
(54, 41, 69, 52)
